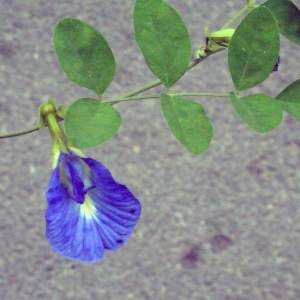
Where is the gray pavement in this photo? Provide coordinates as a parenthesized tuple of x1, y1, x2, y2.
(1, 1, 300, 299)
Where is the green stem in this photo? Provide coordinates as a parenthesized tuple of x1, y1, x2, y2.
(171, 92, 228, 98)
(105, 92, 228, 104)
(0, 125, 40, 139)
(45, 112, 69, 154)
(221, 0, 257, 29)
(122, 79, 162, 98)
(105, 94, 160, 104)
(117, 48, 224, 101)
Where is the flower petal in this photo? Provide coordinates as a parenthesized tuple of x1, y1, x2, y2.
(45, 155, 141, 262)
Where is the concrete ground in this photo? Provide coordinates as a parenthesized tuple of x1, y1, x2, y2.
(1, 1, 300, 299)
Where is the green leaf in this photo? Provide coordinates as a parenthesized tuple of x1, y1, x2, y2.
(160, 94, 213, 154)
(228, 6, 280, 91)
(64, 98, 121, 148)
(262, 0, 300, 45)
(53, 18, 116, 95)
(276, 79, 300, 118)
(133, 0, 191, 88)
(229, 92, 282, 132)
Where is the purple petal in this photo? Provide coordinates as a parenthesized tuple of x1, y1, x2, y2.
(45, 154, 141, 262)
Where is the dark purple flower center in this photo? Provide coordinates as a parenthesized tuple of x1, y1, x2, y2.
(59, 154, 95, 204)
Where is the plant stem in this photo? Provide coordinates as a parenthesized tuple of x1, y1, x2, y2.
(221, 0, 256, 29)
(105, 92, 228, 104)
(117, 48, 224, 101)
(105, 94, 160, 104)
(122, 80, 162, 98)
(0, 125, 40, 139)
(171, 93, 228, 98)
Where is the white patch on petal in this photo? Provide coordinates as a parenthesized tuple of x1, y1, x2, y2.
(80, 195, 97, 220)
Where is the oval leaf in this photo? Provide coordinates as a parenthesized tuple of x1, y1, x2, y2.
(228, 7, 280, 91)
(276, 79, 300, 118)
(133, 0, 191, 88)
(64, 98, 121, 148)
(160, 94, 213, 154)
(54, 18, 116, 95)
(229, 92, 282, 132)
(262, 0, 300, 45)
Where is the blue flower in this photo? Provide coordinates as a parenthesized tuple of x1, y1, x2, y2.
(39, 99, 141, 262)
(45, 148, 141, 262)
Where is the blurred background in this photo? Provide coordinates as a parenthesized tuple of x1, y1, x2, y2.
(1, 0, 300, 299)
